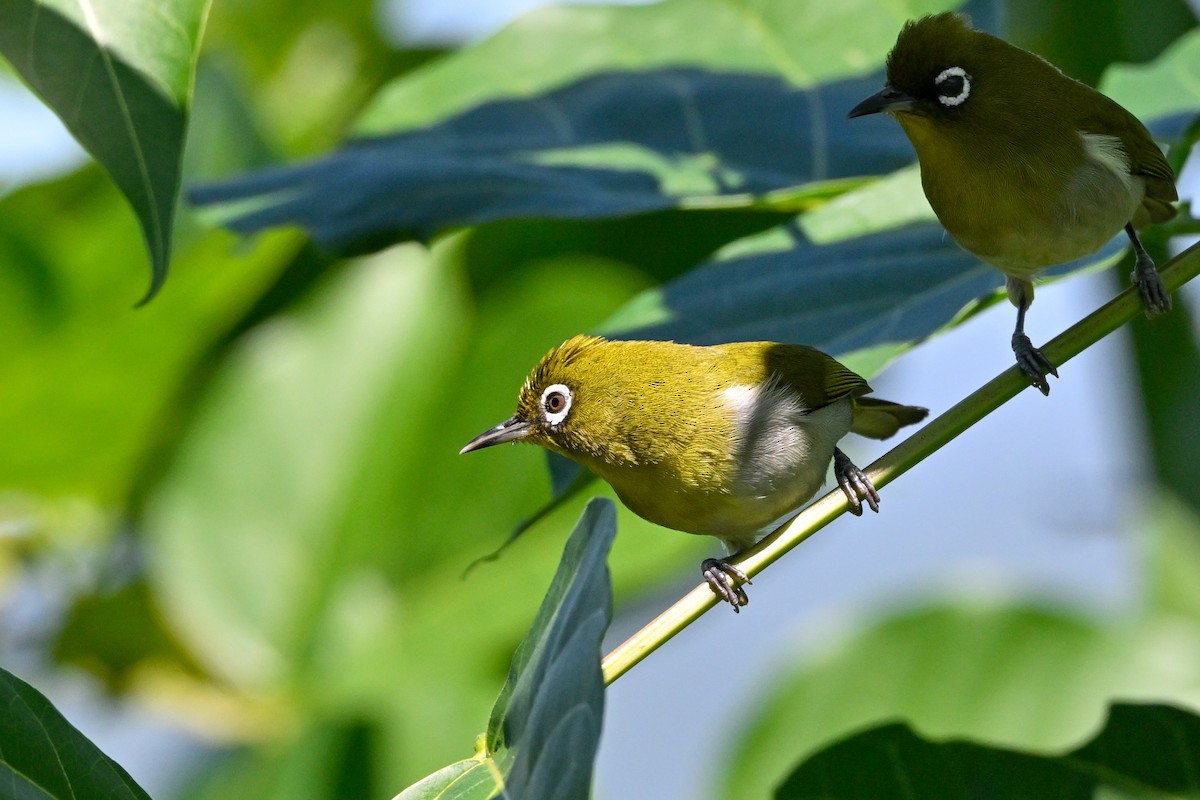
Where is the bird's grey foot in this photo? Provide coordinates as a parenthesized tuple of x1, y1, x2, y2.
(834, 447, 879, 515)
(1131, 255, 1172, 317)
(1126, 222, 1172, 317)
(1011, 333, 1057, 396)
(701, 558, 750, 612)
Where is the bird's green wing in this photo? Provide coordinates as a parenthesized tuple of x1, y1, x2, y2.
(1127, 129, 1178, 217)
(764, 345, 870, 409)
(1086, 97, 1178, 218)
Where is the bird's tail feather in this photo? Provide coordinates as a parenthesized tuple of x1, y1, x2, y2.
(850, 397, 929, 440)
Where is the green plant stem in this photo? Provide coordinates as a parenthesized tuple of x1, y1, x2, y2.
(602, 239, 1200, 685)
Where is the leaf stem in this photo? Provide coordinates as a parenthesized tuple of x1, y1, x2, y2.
(602, 239, 1200, 685)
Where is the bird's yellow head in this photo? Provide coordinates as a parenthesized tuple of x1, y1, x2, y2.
(459, 335, 637, 461)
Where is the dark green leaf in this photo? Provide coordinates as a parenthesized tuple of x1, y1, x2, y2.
(1003, 0, 1197, 85)
(397, 498, 617, 800)
(775, 703, 1200, 799)
(460, 209, 791, 293)
(0, 666, 151, 800)
(603, 223, 1123, 373)
(189, 70, 913, 253)
(0, 0, 210, 299)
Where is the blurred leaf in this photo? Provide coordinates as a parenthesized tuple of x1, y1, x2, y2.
(200, 0, 437, 156)
(202, 0, 384, 86)
(1121, 241, 1200, 517)
(397, 498, 616, 800)
(722, 602, 1200, 799)
(190, 70, 914, 253)
(144, 243, 471, 692)
(1148, 494, 1200, 618)
(465, 454, 596, 575)
(185, 719, 379, 800)
(0, 0, 210, 298)
(775, 703, 1200, 799)
(54, 577, 205, 691)
(1101, 29, 1200, 121)
(1003, 0, 1196, 85)
(183, 61, 280, 188)
(0, 169, 294, 503)
(0, 666, 151, 800)
(1095, 5, 1200, 525)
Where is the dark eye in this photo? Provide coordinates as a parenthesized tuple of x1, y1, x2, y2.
(935, 66, 971, 107)
(540, 383, 573, 425)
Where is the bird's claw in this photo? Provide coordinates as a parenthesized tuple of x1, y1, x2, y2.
(834, 448, 879, 515)
(701, 558, 751, 612)
(1011, 332, 1057, 396)
(1131, 258, 1172, 317)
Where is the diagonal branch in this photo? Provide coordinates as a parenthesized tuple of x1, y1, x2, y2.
(603, 239, 1200, 685)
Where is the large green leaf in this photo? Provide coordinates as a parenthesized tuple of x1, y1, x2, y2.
(396, 498, 616, 800)
(775, 703, 1200, 799)
(0, 666, 151, 800)
(0, 0, 211, 298)
(188, 0, 974, 252)
(189, 70, 911, 254)
(355, 0, 956, 134)
(602, 222, 1124, 376)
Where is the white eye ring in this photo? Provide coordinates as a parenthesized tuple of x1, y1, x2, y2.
(935, 66, 971, 107)
(540, 383, 573, 426)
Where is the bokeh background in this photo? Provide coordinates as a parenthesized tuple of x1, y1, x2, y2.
(2, 0, 1200, 798)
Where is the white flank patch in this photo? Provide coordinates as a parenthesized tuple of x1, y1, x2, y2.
(1080, 131, 1133, 192)
(721, 381, 847, 494)
(720, 384, 760, 420)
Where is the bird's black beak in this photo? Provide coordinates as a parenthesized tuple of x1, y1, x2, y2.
(460, 417, 532, 454)
(848, 86, 915, 118)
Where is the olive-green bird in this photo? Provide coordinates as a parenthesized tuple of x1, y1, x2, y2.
(461, 335, 927, 611)
(850, 12, 1177, 395)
